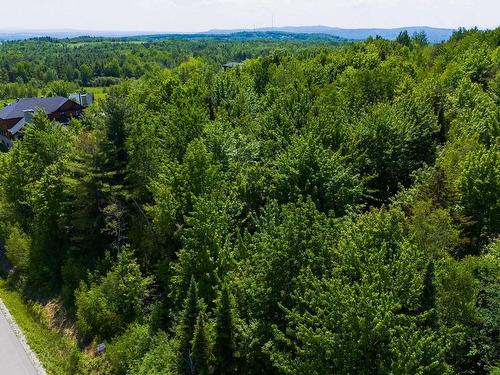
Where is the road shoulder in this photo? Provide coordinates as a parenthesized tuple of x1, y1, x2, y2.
(0, 295, 47, 375)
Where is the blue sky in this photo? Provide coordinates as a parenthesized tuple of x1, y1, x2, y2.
(2, 0, 499, 32)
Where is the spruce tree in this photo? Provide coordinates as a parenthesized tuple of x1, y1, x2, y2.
(421, 261, 436, 312)
(214, 283, 238, 374)
(420, 261, 438, 327)
(191, 308, 211, 375)
(177, 277, 201, 375)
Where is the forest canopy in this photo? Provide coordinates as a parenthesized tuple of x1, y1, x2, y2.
(0, 28, 499, 374)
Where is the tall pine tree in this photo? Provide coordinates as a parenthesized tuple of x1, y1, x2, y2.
(177, 277, 201, 374)
(213, 283, 238, 374)
(191, 307, 211, 375)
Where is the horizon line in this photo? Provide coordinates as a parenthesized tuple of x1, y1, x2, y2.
(0, 24, 479, 35)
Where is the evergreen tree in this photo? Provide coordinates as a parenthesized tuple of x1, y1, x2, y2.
(214, 283, 238, 374)
(396, 30, 411, 48)
(421, 261, 436, 312)
(177, 277, 202, 374)
(62, 130, 109, 257)
(100, 84, 130, 191)
(191, 307, 211, 375)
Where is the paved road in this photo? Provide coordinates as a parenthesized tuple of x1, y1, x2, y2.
(0, 299, 39, 375)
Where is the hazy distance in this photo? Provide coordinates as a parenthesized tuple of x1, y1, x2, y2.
(0, 0, 498, 33)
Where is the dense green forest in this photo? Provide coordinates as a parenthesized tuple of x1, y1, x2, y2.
(0, 36, 343, 100)
(0, 28, 499, 374)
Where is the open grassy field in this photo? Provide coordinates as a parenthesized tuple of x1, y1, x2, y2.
(83, 86, 109, 102)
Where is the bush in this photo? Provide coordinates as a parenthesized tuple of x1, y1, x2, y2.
(5, 226, 31, 272)
(43, 80, 79, 97)
(91, 76, 121, 87)
(75, 281, 122, 340)
(129, 331, 178, 375)
(75, 247, 153, 340)
(106, 324, 153, 375)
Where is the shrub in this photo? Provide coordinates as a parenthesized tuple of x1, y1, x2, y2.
(106, 324, 153, 375)
(75, 247, 153, 340)
(5, 226, 31, 272)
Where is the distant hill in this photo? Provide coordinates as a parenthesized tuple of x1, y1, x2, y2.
(0, 29, 153, 41)
(132, 31, 347, 42)
(206, 26, 455, 43)
(0, 26, 455, 43)
(0, 31, 348, 43)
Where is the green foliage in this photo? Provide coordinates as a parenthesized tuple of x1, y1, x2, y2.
(4, 226, 31, 271)
(74, 278, 121, 340)
(176, 278, 202, 375)
(213, 284, 239, 374)
(352, 94, 439, 202)
(476, 241, 500, 372)
(43, 80, 79, 97)
(408, 199, 461, 258)
(191, 307, 211, 375)
(459, 144, 500, 244)
(435, 256, 498, 373)
(412, 31, 429, 47)
(171, 194, 236, 308)
(75, 247, 153, 340)
(266, 208, 443, 374)
(241, 199, 338, 326)
(0, 28, 498, 375)
(271, 135, 365, 214)
(107, 324, 153, 375)
(130, 332, 177, 375)
(396, 30, 412, 48)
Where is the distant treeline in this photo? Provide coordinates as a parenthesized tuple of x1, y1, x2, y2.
(0, 36, 345, 100)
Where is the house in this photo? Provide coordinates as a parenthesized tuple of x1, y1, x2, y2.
(222, 62, 242, 70)
(69, 92, 93, 107)
(0, 96, 84, 146)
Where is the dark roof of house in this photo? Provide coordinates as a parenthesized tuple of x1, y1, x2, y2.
(0, 96, 69, 120)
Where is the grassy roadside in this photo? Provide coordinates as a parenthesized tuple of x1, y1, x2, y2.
(0, 279, 82, 375)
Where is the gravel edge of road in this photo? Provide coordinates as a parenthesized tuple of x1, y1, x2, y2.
(0, 295, 47, 375)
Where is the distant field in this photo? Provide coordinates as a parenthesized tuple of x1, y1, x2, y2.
(1, 87, 107, 104)
(82, 86, 108, 102)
